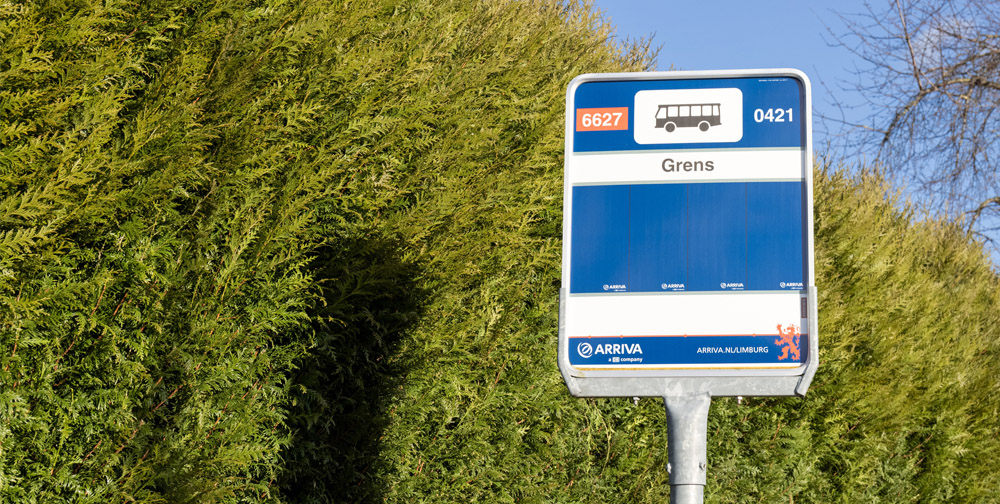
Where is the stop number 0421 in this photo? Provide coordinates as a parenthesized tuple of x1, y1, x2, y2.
(754, 108, 793, 123)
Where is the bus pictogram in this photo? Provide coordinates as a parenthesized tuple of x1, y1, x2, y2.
(655, 103, 722, 132)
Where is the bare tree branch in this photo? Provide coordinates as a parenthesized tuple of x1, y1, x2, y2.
(896, 0, 926, 90)
(966, 196, 1000, 231)
(834, 0, 1000, 258)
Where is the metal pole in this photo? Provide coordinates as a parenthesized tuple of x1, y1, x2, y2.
(663, 393, 711, 504)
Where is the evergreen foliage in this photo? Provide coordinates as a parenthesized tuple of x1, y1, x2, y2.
(1, 0, 999, 503)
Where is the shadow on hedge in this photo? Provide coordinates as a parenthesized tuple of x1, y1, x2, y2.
(279, 231, 424, 503)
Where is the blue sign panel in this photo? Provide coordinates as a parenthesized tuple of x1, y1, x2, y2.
(572, 76, 806, 152)
(568, 332, 803, 367)
(747, 182, 807, 290)
(687, 182, 749, 292)
(568, 181, 805, 294)
(569, 185, 630, 293)
(629, 183, 687, 292)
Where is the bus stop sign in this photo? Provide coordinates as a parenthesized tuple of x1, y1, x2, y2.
(559, 70, 818, 398)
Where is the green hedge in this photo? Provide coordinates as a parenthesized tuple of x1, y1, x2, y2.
(2, 0, 999, 503)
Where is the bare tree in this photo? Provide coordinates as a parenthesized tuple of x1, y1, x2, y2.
(836, 0, 1000, 245)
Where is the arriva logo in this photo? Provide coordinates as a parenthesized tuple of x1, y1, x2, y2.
(720, 282, 745, 290)
(602, 284, 627, 292)
(593, 343, 643, 356)
(661, 282, 685, 291)
(577, 342, 594, 358)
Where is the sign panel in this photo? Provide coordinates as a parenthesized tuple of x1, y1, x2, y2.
(558, 70, 818, 398)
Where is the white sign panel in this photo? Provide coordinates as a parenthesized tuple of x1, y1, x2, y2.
(633, 88, 744, 144)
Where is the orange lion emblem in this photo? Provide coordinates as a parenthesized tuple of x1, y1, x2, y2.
(775, 323, 801, 361)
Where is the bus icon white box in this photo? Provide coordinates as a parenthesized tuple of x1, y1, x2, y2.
(634, 88, 743, 144)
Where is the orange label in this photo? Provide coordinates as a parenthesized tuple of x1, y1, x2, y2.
(575, 107, 629, 131)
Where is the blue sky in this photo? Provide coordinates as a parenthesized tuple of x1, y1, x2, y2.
(590, 0, 871, 155)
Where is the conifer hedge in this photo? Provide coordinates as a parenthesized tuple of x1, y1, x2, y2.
(2, 0, 999, 503)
